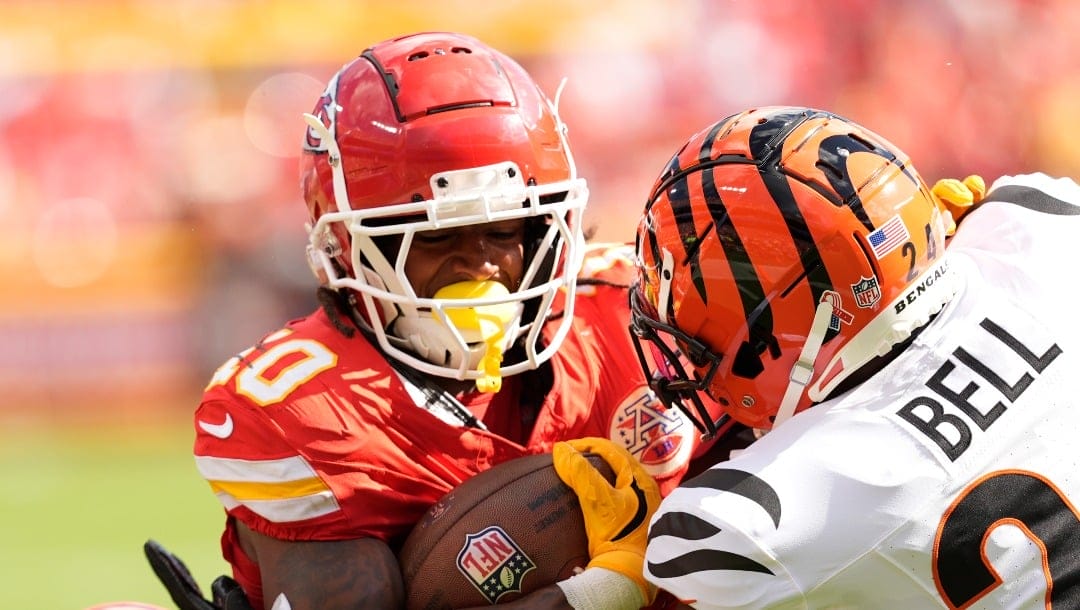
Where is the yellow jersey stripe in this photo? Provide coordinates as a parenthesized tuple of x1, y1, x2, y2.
(208, 476, 329, 501)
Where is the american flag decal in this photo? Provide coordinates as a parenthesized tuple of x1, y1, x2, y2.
(456, 526, 536, 604)
(867, 215, 910, 259)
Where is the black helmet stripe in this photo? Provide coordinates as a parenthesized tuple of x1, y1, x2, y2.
(672, 118, 738, 303)
(647, 116, 744, 305)
(699, 163, 771, 342)
(746, 112, 838, 341)
(677, 116, 768, 307)
(697, 113, 740, 165)
(640, 154, 681, 322)
(661, 161, 708, 305)
(815, 132, 919, 231)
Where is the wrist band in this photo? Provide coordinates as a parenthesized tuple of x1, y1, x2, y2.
(556, 567, 645, 610)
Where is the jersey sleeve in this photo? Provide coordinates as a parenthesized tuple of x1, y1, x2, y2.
(190, 318, 463, 543)
(984, 172, 1080, 209)
(193, 394, 351, 539)
(644, 468, 803, 610)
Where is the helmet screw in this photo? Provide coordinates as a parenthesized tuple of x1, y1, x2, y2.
(436, 177, 449, 188)
(507, 167, 517, 178)
(741, 396, 755, 408)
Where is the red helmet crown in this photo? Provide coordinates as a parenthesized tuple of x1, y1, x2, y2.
(300, 32, 589, 384)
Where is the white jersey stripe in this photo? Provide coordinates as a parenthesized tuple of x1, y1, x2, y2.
(195, 454, 319, 483)
(214, 489, 340, 523)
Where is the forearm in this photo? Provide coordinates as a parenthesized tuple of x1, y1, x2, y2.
(461, 568, 646, 610)
(459, 584, 572, 610)
(239, 522, 404, 610)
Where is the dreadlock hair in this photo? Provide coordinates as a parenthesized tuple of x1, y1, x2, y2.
(316, 285, 358, 338)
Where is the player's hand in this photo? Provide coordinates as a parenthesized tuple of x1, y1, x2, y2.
(144, 540, 254, 610)
(932, 174, 986, 236)
(553, 437, 661, 605)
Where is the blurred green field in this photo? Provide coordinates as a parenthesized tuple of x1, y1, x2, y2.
(0, 419, 230, 609)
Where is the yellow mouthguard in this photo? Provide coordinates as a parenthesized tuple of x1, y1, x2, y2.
(435, 280, 518, 393)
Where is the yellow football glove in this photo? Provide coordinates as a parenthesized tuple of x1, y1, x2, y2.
(932, 174, 986, 236)
(553, 437, 661, 605)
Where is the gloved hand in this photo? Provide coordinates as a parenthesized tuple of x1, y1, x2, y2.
(553, 437, 661, 605)
(144, 539, 254, 610)
(932, 174, 986, 236)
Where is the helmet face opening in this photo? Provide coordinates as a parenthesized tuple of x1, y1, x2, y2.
(629, 285, 730, 440)
(309, 160, 588, 381)
(299, 32, 589, 383)
(633, 106, 952, 430)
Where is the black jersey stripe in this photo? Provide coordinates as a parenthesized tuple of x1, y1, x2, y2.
(650, 510, 721, 541)
(646, 471, 782, 579)
(982, 185, 1080, 215)
(681, 468, 782, 528)
(648, 547, 774, 578)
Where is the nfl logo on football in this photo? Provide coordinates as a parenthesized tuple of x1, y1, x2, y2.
(456, 526, 537, 603)
(851, 276, 882, 308)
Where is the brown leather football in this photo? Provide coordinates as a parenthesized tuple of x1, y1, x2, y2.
(398, 452, 615, 610)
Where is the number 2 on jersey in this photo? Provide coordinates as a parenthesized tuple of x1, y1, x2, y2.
(934, 469, 1080, 608)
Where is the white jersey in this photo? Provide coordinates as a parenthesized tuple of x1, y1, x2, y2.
(643, 173, 1080, 609)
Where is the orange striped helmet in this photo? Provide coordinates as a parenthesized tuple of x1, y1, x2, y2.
(630, 106, 954, 431)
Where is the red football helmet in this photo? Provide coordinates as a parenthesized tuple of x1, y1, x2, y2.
(630, 106, 954, 431)
(301, 32, 588, 386)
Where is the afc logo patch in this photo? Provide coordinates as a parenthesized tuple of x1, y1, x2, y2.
(456, 526, 537, 603)
(610, 387, 694, 478)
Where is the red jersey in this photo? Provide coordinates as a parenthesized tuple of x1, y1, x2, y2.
(193, 243, 708, 607)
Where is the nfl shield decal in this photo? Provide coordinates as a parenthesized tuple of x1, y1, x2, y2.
(457, 526, 537, 603)
(851, 276, 882, 308)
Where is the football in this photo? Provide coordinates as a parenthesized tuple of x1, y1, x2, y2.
(398, 452, 615, 610)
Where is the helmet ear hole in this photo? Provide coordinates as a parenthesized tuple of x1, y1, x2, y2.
(852, 230, 882, 282)
(731, 341, 765, 379)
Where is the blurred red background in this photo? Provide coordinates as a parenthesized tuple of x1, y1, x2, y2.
(2, 0, 1077, 423)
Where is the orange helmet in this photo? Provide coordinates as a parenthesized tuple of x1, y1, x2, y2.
(301, 32, 588, 383)
(630, 106, 954, 431)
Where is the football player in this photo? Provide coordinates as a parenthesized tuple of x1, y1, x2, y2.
(146, 32, 734, 610)
(628, 106, 1080, 608)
